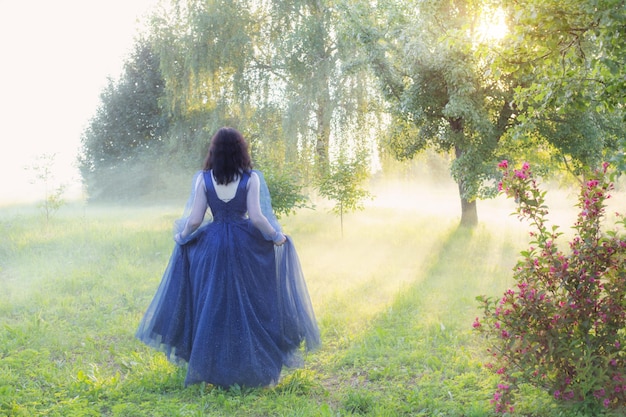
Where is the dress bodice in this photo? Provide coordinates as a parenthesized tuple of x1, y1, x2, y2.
(203, 171, 250, 222)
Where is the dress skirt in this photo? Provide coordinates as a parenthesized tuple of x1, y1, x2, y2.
(136, 218, 319, 388)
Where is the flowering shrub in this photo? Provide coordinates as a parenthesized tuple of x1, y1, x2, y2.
(475, 161, 626, 414)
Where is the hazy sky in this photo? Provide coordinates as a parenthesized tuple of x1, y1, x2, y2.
(0, 0, 158, 204)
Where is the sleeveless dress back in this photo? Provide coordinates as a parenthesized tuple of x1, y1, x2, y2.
(136, 171, 319, 388)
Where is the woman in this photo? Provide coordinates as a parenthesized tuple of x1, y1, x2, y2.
(136, 127, 320, 388)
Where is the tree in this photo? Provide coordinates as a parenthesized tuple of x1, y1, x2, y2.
(79, 37, 169, 200)
(25, 153, 66, 224)
(347, 0, 518, 227)
(317, 150, 371, 237)
(151, 0, 255, 120)
(258, 0, 378, 173)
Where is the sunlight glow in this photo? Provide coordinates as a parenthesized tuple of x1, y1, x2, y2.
(476, 8, 508, 42)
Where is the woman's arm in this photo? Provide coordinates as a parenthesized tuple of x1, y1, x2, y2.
(247, 172, 286, 245)
(179, 174, 208, 240)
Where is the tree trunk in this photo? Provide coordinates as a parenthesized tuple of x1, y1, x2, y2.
(458, 189, 478, 227)
(315, 90, 332, 171)
(450, 123, 478, 228)
(313, 121, 331, 180)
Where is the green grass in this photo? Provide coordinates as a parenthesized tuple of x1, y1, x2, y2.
(0, 197, 607, 416)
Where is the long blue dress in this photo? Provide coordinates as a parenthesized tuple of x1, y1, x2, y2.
(136, 170, 320, 388)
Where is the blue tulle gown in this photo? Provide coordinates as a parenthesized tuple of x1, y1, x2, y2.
(136, 171, 320, 388)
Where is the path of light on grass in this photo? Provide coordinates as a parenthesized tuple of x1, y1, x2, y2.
(284, 175, 626, 341)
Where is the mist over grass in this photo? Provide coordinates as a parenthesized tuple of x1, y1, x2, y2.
(1, 172, 625, 416)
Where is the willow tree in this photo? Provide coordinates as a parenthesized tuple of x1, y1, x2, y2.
(149, 0, 260, 164)
(347, 0, 518, 227)
(253, 0, 382, 176)
(151, 0, 381, 177)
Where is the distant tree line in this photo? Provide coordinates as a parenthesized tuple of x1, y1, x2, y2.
(79, 0, 625, 226)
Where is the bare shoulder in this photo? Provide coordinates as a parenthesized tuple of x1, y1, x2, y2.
(194, 171, 207, 191)
(248, 171, 260, 189)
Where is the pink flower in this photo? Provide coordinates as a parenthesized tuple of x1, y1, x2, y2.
(491, 391, 502, 404)
(472, 317, 481, 328)
(522, 162, 530, 171)
(498, 160, 508, 169)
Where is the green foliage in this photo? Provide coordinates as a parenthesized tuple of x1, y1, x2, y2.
(79, 37, 169, 200)
(262, 166, 310, 219)
(316, 153, 371, 236)
(257, 0, 380, 169)
(154, 0, 255, 117)
(147, 0, 381, 178)
(499, 0, 626, 173)
(249, 130, 311, 218)
(476, 161, 626, 414)
(502, 0, 626, 110)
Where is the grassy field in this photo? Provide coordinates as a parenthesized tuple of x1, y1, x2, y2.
(1, 182, 621, 416)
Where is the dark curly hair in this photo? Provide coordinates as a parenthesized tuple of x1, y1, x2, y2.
(203, 127, 252, 184)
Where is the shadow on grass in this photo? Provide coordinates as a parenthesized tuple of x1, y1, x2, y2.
(320, 224, 519, 416)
